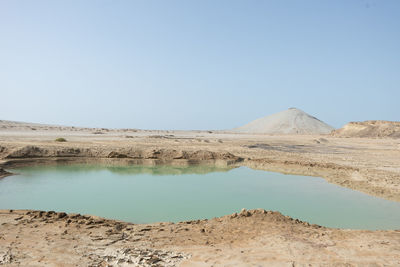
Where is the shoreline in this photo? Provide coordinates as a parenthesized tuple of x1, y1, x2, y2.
(1, 128, 400, 265)
(1, 147, 399, 202)
(1, 208, 400, 266)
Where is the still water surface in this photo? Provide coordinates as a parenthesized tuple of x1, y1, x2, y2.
(1, 165, 400, 230)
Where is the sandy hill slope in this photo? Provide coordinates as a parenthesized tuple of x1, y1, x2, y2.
(332, 120, 400, 138)
(233, 108, 334, 134)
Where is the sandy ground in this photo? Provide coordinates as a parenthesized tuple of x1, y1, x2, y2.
(1, 122, 400, 266)
(1, 209, 400, 266)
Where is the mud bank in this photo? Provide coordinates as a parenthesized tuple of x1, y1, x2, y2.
(0, 167, 12, 178)
(1, 141, 399, 202)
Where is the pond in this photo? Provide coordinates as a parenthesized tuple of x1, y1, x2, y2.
(1, 164, 399, 230)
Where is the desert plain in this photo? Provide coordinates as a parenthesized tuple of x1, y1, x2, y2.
(0, 120, 400, 266)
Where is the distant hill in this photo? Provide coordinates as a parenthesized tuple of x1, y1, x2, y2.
(331, 121, 400, 138)
(233, 108, 334, 134)
(0, 120, 122, 133)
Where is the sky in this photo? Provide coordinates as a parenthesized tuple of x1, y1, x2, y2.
(1, 0, 399, 130)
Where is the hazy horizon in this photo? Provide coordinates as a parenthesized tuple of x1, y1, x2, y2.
(1, 1, 399, 130)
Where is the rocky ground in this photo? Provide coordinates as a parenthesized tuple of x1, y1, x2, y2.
(1, 209, 399, 266)
(1, 121, 400, 266)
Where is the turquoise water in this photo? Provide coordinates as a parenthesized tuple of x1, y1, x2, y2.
(1, 164, 400, 230)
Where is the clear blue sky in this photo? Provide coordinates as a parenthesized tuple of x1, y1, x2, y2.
(1, 0, 399, 130)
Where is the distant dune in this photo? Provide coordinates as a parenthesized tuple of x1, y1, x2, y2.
(233, 108, 334, 134)
(332, 120, 400, 138)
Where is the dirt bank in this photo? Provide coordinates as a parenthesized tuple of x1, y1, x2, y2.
(1, 134, 399, 202)
(332, 120, 400, 138)
(1, 209, 399, 266)
(0, 168, 12, 178)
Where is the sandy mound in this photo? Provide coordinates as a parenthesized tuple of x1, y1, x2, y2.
(233, 108, 334, 134)
(332, 120, 400, 138)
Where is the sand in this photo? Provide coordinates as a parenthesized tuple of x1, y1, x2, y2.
(1, 121, 400, 266)
(332, 120, 400, 138)
(233, 108, 334, 134)
(1, 209, 399, 266)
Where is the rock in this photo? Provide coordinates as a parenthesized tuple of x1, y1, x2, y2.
(239, 208, 251, 217)
(57, 212, 67, 219)
(0, 249, 12, 264)
(114, 224, 124, 231)
(69, 213, 81, 219)
(107, 151, 129, 158)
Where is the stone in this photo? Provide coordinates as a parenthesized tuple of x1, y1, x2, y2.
(57, 212, 67, 219)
